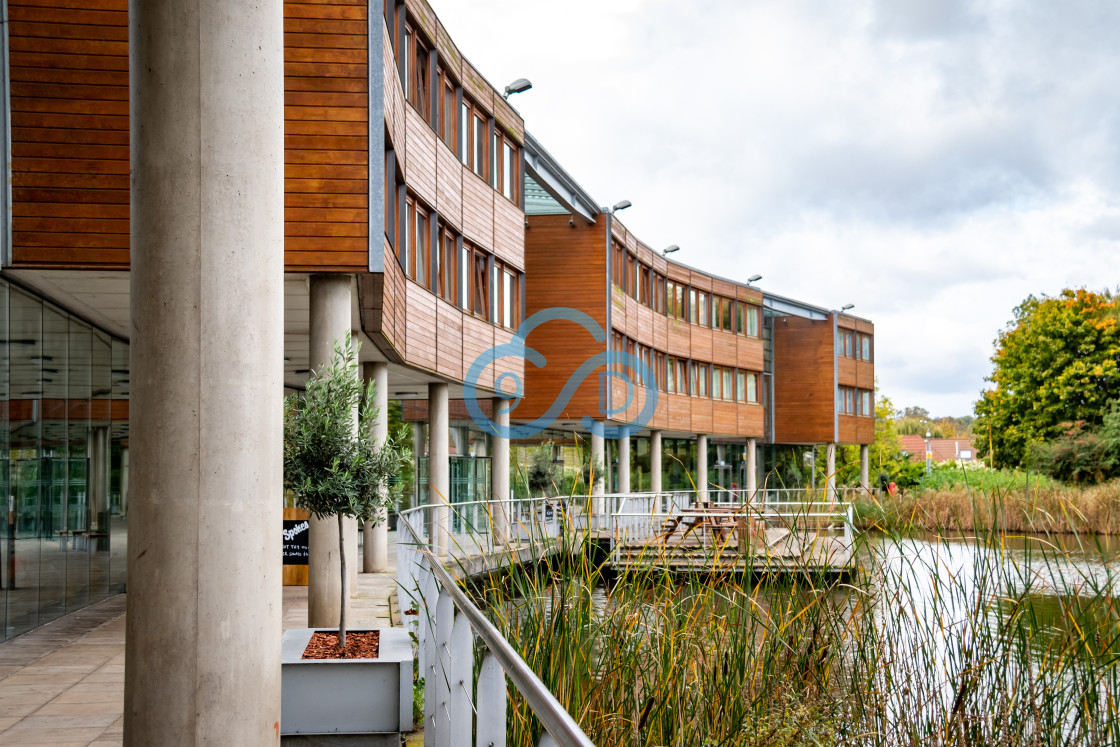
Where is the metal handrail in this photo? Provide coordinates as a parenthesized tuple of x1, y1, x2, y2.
(398, 503, 594, 747)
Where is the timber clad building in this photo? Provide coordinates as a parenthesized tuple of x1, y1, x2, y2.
(0, 0, 874, 642)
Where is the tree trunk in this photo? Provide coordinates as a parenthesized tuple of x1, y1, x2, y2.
(337, 512, 347, 655)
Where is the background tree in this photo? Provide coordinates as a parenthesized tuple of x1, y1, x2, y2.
(975, 289, 1120, 468)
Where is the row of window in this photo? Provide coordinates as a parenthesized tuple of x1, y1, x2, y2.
(838, 387, 873, 416)
(395, 190, 522, 330)
(838, 329, 873, 361)
(390, 6, 520, 205)
(613, 334, 761, 403)
(612, 243, 761, 335)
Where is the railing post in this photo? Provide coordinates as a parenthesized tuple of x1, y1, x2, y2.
(475, 651, 506, 747)
(432, 589, 454, 747)
(449, 612, 473, 747)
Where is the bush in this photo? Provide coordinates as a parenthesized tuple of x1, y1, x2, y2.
(1032, 403, 1120, 484)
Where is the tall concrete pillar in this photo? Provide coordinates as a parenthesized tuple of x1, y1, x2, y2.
(696, 434, 708, 504)
(590, 431, 605, 515)
(491, 397, 510, 545)
(307, 273, 358, 627)
(362, 362, 389, 573)
(649, 430, 662, 494)
(826, 442, 837, 502)
(860, 444, 870, 493)
(125, 0, 283, 740)
(618, 436, 631, 494)
(746, 438, 758, 499)
(429, 383, 450, 557)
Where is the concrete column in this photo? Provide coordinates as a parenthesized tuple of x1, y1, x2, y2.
(826, 442, 837, 502)
(860, 444, 870, 493)
(125, 0, 283, 740)
(429, 383, 450, 557)
(746, 438, 758, 499)
(362, 362, 389, 573)
(618, 436, 631, 494)
(650, 430, 662, 495)
(696, 434, 708, 504)
(491, 397, 510, 545)
(590, 431, 605, 515)
(119, 446, 129, 517)
(307, 274, 359, 627)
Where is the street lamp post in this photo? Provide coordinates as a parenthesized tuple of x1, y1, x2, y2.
(925, 429, 933, 475)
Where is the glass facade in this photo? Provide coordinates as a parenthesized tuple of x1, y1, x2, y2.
(1, 279, 129, 642)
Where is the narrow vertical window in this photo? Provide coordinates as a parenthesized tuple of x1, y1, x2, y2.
(460, 101, 470, 165)
(736, 370, 745, 402)
(502, 141, 514, 201)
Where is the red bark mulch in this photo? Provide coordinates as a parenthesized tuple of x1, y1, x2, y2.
(302, 630, 380, 660)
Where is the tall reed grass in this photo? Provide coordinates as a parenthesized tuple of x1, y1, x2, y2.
(854, 481, 1120, 535)
(470, 492, 1120, 746)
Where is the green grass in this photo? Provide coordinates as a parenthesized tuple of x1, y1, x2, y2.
(466, 494, 1120, 747)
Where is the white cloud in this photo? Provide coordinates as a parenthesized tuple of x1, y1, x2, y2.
(429, 0, 1120, 415)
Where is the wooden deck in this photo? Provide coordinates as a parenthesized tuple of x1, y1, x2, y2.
(611, 525, 855, 576)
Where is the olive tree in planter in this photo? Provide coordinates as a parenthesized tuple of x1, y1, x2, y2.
(283, 333, 410, 651)
(281, 334, 415, 737)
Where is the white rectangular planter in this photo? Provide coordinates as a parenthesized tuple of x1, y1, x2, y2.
(281, 628, 412, 737)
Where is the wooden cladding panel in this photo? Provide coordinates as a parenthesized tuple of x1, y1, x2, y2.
(837, 316, 857, 331)
(406, 0, 438, 40)
(651, 395, 668, 430)
(736, 286, 764, 305)
(652, 315, 668, 352)
(711, 278, 737, 298)
(435, 143, 463, 231)
(692, 398, 713, 433)
(856, 361, 874, 390)
(404, 107, 438, 208)
(713, 330, 737, 364)
(460, 168, 495, 249)
(690, 327, 712, 362)
(838, 357, 857, 386)
(689, 273, 712, 292)
(492, 192, 525, 269)
(772, 316, 834, 444)
(284, 0, 368, 271)
(460, 63, 492, 121)
(839, 415, 873, 445)
(405, 282, 437, 371)
(737, 336, 764, 371)
(461, 315, 494, 391)
(712, 401, 738, 435)
(623, 295, 640, 340)
(855, 319, 874, 334)
(435, 299, 464, 381)
(667, 319, 690, 358)
(668, 394, 691, 432)
(738, 404, 764, 437)
(8, 0, 130, 268)
(611, 288, 626, 334)
(379, 240, 400, 350)
(520, 216, 606, 421)
(667, 263, 691, 284)
(492, 328, 523, 395)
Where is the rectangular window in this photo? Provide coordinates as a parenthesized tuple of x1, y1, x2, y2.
(655, 275, 666, 314)
(844, 331, 855, 357)
(460, 244, 470, 310)
(472, 251, 488, 317)
(694, 363, 708, 397)
(459, 101, 470, 165)
(735, 302, 745, 335)
(746, 306, 759, 336)
(722, 367, 732, 401)
(502, 141, 515, 202)
(407, 25, 430, 121)
(688, 289, 697, 324)
(697, 292, 708, 327)
(499, 268, 518, 329)
(639, 267, 650, 305)
(439, 74, 457, 149)
(862, 334, 872, 361)
(436, 225, 456, 304)
(736, 370, 745, 402)
(666, 356, 676, 393)
(473, 114, 486, 177)
(746, 372, 758, 403)
(412, 204, 429, 288)
(678, 359, 690, 395)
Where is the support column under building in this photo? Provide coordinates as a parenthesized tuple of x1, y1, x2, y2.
(307, 273, 359, 627)
(746, 438, 758, 499)
(429, 383, 450, 557)
(125, 0, 283, 740)
(860, 444, 870, 493)
(618, 435, 631, 494)
(491, 397, 510, 545)
(363, 361, 389, 573)
(826, 442, 837, 502)
(590, 430, 605, 514)
(696, 434, 708, 503)
(650, 430, 662, 494)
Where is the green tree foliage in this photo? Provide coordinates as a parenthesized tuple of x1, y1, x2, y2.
(975, 289, 1120, 468)
(1030, 403, 1120, 484)
(283, 334, 410, 650)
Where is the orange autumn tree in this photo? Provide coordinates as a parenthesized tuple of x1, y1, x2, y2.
(974, 288, 1120, 468)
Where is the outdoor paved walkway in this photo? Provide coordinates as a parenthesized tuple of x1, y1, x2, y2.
(0, 559, 400, 746)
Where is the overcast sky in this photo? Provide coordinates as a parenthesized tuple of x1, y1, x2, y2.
(430, 0, 1120, 417)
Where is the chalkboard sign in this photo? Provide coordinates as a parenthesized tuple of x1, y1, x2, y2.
(282, 519, 310, 565)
